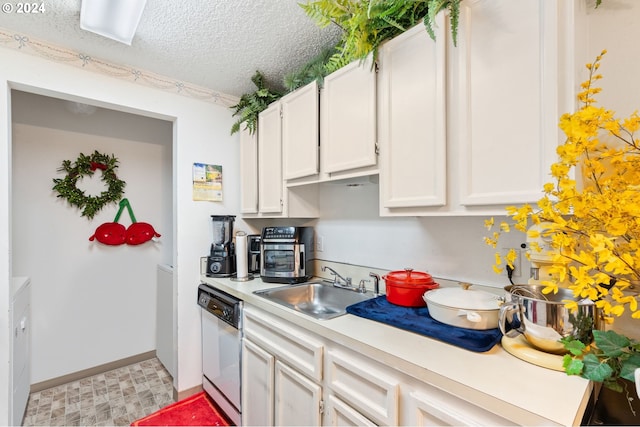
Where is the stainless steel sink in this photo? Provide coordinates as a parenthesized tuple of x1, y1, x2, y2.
(253, 281, 373, 320)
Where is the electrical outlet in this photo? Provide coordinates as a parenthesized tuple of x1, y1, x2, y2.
(502, 247, 522, 278)
(316, 235, 324, 252)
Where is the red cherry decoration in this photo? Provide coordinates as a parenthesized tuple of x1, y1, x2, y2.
(125, 222, 161, 245)
(89, 222, 126, 245)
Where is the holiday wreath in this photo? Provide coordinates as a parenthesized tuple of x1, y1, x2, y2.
(52, 150, 126, 219)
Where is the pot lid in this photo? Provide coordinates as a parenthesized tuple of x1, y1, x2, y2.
(385, 268, 434, 285)
(424, 287, 502, 311)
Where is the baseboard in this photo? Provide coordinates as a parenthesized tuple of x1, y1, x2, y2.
(175, 384, 202, 402)
(30, 350, 157, 392)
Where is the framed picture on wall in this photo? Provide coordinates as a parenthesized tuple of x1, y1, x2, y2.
(192, 163, 223, 201)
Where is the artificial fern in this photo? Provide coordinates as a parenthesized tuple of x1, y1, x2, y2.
(301, 0, 430, 75)
(284, 46, 337, 91)
(230, 71, 283, 135)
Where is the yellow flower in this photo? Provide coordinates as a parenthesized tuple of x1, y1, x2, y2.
(484, 51, 640, 321)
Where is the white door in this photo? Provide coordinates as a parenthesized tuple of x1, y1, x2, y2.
(11, 282, 30, 427)
(242, 338, 275, 426)
(321, 57, 377, 174)
(258, 101, 283, 213)
(274, 361, 322, 426)
(378, 22, 446, 210)
(450, 0, 563, 206)
(282, 81, 319, 180)
(240, 127, 259, 213)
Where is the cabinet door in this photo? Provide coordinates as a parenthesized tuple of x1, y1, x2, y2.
(326, 348, 399, 426)
(240, 127, 259, 213)
(11, 281, 30, 427)
(378, 22, 446, 210)
(258, 102, 283, 213)
(321, 57, 377, 174)
(325, 394, 376, 427)
(243, 305, 323, 382)
(242, 338, 275, 426)
(450, 0, 562, 206)
(282, 81, 319, 180)
(274, 360, 322, 426)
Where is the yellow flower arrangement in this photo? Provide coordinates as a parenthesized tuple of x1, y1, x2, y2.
(485, 50, 640, 321)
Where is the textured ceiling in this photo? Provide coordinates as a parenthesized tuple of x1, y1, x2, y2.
(0, 0, 342, 98)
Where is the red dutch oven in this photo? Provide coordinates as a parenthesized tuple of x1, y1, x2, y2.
(383, 268, 439, 307)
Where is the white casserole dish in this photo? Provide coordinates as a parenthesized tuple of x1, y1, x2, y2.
(422, 287, 504, 330)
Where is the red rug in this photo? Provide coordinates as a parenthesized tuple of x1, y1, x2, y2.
(131, 391, 231, 426)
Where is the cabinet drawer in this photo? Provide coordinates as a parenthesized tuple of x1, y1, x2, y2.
(243, 306, 323, 381)
(404, 385, 513, 426)
(326, 348, 399, 425)
(325, 394, 376, 427)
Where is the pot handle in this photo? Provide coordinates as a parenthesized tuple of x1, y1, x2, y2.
(499, 302, 523, 338)
(458, 310, 482, 323)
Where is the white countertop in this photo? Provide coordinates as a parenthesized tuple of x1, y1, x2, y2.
(201, 275, 592, 426)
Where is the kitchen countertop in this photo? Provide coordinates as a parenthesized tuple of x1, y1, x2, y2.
(200, 275, 592, 426)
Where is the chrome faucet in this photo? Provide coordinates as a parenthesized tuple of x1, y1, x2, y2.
(322, 266, 353, 288)
(369, 272, 381, 296)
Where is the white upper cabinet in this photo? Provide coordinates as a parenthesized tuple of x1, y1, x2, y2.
(257, 101, 283, 214)
(378, 0, 581, 216)
(378, 20, 446, 213)
(321, 56, 377, 176)
(239, 127, 258, 214)
(450, 0, 576, 208)
(282, 81, 320, 180)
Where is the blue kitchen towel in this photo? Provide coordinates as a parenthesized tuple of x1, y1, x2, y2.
(346, 296, 502, 352)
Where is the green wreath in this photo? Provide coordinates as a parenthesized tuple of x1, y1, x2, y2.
(52, 150, 126, 220)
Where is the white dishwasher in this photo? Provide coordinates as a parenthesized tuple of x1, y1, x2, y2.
(198, 283, 242, 426)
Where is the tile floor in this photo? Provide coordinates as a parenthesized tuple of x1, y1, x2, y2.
(21, 357, 175, 426)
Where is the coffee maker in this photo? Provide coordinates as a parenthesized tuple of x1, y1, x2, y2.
(206, 215, 236, 277)
(247, 234, 261, 274)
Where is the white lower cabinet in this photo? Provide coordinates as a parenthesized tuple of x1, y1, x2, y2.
(326, 348, 399, 425)
(242, 306, 324, 426)
(402, 385, 512, 426)
(274, 360, 323, 426)
(242, 338, 275, 426)
(325, 394, 376, 426)
(242, 305, 518, 426)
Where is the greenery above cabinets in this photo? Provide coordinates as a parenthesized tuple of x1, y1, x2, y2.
(230, 71, 283, 135)
(300, 0, 430, 74)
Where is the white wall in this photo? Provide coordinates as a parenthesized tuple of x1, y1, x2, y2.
(312, 183, 527, 287)
(0, 47, 240, 424)
(11, 91, 172, 384)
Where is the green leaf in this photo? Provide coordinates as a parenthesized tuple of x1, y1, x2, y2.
(562, 337, 587, 356)
(563, 355, 584, 375)
(603, 379, 623, 393)
(582, 354, 614, 382)
(620, 353, 640, 382)
(593, 330, 630, 357)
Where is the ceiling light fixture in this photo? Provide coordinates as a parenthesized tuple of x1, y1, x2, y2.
(80, 0, 148, 45)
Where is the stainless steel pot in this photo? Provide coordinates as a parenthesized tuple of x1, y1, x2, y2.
(500, 284, 601, 354)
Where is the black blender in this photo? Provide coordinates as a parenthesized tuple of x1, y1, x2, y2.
(206, 215, 236, 277)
